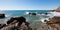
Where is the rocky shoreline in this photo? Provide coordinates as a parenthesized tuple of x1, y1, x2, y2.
(0, 16, 32, 30)
(0, 6, 60, 30)
(1, 14, 60, 30)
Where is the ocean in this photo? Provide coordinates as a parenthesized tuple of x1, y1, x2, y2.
(0, 10, 53, 28)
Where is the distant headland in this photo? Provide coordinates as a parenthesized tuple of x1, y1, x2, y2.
(51, 6, 60, 12)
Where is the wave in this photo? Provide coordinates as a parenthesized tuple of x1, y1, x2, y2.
(50, 12, 60, 17)
(5, 15, 10, 17)
(25, 12, 29, 15)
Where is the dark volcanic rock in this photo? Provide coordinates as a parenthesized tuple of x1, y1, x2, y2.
(29, 13, 31, 15)
(0, 24, 6, 29)
(31, 13, 36, 16)
(44, 13, 48, 15)
(0, 14, 5, 18)
(0, 16, 32, 30)
(7, 16, 26, 26)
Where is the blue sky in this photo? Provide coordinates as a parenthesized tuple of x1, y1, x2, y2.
(0, 0, 60, 10)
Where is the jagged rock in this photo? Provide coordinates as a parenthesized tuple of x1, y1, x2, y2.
(45, 16, 60, 30)
(0, 16, 32, 30)
(0, 24, 6, 29)
(0, 22, 32, 30)
(7, 16, 26, 26)
(0, 14, 5, 18)
(44, 16, 60, 24)
(49, 16, 60, 23)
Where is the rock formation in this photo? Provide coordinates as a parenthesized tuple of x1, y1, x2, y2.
(0, 16, 32, 30)
(55, 6, 60, 12)
(31, 13, 36, 16)
(28, 12, 36, 16)
(0, 24, 6, 29)
(7, 16, 26, 25)
(51, 6, 60, 12)
(0, 14, 5, 18)
(45, 16, 60, 30)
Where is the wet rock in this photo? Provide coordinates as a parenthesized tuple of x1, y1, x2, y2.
(31, 13, 36, 16)
(0, 14, 5, 18)
(0, 22, 32, 30)
(7, 16, 26, 26)
(44, 13, 48, 15)
(29, 13, 31, 15)
(28, 12, 36, 16)
(0, 24, 6, 29)
(0, 16, 32, 30)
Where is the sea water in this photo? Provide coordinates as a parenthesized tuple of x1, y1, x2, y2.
(0, 10, 53, 28)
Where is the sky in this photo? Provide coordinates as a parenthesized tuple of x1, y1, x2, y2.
(0, 0, 60, 10)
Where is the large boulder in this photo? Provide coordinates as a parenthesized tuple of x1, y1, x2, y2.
(27, 12, 36, 16)
(31, 13, 36, 16)
(0, 14, 5, 18)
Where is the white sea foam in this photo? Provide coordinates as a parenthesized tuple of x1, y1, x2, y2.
(26, 12, 29, 15)
(40, 18, 49, 23)
(40, 19, 45, 23)
(50, 12, 60, 17)
(5, 15, 10, 17)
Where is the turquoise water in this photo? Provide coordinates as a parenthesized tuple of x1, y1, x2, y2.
(0, 10, 52, 24)
(0, 10, 51, 16)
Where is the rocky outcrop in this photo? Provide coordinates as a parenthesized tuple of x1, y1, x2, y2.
(0, 22, 32, 30)
(27, 12, 36, 16)
(55, 6, 60, 12)
(45, 16, 60, 30)
(0, 16, 32, 30)
(0, 14, 5, 18)
(31, 13, 36, 16)
(0, 24, 6, 29)
(7, 16, 26, 25)
(51, 6, 60, 12)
